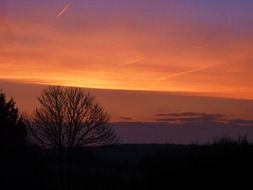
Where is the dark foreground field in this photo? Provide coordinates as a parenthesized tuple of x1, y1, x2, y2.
(1, 143, 253, 190)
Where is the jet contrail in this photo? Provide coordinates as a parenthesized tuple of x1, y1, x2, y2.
(156, 62, 221, 81)
(57, 3, 71, 17)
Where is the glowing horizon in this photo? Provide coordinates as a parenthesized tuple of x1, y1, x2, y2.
(1, 0, 253, 100)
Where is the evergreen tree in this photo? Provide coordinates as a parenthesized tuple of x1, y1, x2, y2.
(0, 90, 27, 149)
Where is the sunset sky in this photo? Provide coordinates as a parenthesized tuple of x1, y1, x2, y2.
(1, 0, 253, 100)
(1, 0, 253, 143)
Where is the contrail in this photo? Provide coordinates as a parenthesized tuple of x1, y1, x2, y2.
(156, 62, 220, 81)
(57, 3, 71, 17)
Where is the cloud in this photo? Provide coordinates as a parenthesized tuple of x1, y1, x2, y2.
(227, 119, 253, 126)
(155, 112, 225, 123)
(57, 3, 72, 17)
(1, 1, 253, 99)
(154, 112, 253, 127)
(120, 117, 133, 121)
(156, 112, 223, 117)
(156, 63, 221, 81)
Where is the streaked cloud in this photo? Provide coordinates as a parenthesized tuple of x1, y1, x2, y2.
(57, 3, 72, 17)
(1, 0, 253, 99)
(120, 117, 133, 121)
(155, 112, 225, 123)
(156, 63, 221, 81)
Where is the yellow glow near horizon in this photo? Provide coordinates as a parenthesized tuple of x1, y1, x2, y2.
(1, 1, 253, 100)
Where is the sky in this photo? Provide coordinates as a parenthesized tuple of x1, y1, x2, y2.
(1, 1, 253, 143)
(1, 0, 253, 99)
(1, 80, 253, 143)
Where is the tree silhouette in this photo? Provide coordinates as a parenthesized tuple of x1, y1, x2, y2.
(27, 86, 118, 189)
(0, 90, 27, 149)
(28, 86, 118, 149)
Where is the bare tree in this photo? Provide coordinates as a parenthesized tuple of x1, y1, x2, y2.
(27, 86, 118, 190)
(28, 86, 118, 149)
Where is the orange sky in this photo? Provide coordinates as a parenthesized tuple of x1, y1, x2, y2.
(1, 81, 253, 122)
(1, 0, 253, 100)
